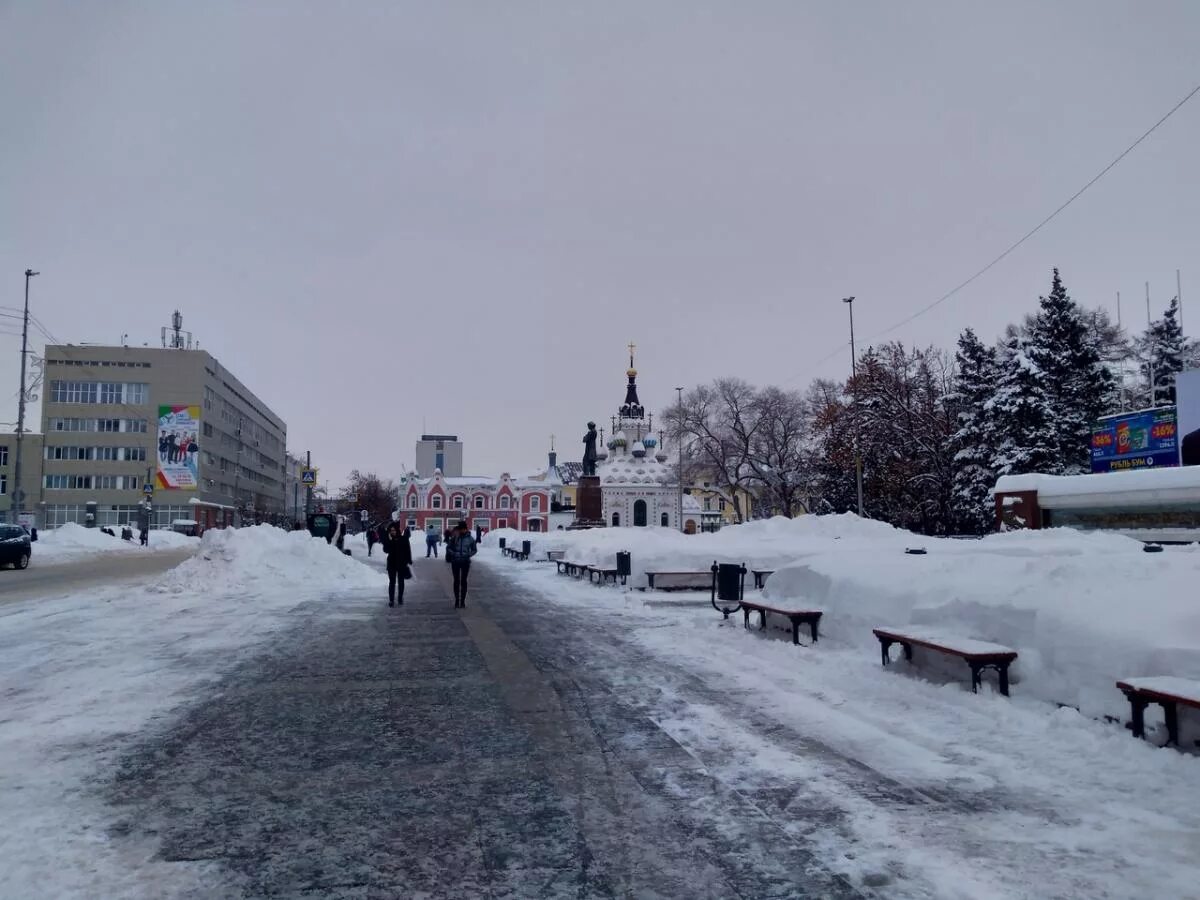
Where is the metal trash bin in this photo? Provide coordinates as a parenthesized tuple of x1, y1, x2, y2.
(711, 561, 746, 619)
(522, 540, 531, 558)
(616, 551, 631, 584)
(498, 537, 507, 550)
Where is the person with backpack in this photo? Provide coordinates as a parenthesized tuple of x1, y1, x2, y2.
(445, 520, 477, 608)
(380, 517, 413, 607)
(425, 525, 440, 558)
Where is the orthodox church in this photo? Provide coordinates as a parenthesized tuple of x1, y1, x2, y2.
(592, 346, 695, 530)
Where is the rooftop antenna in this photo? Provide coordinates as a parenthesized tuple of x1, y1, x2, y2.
(161, 309, 194, 349)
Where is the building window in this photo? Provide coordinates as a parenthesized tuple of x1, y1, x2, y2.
(435, 452, 445, 471)
(661, 512, 670, 527)
(703, 498, 712, 511)
(99, 382, 122, 404)
(0, 473, 6, 495)
(530, 495, 540, 512)
(126, 383, 148, 405)
(431, 495, 443, 509)
(51, 381, 98, 404)
(452, 494, 465, 509)
(0, 445, 6, 466)
(474, 495, 484, 509)
(612, 511, 620, 527)
(499, 495, 510, 509)
(719, 498, 727, 511)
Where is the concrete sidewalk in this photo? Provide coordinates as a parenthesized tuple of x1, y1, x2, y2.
(107, 559, 859, 898)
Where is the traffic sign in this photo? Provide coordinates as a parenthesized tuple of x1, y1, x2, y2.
(359, 509, 369, 521)
(301, 468, 317, 486)
(143, 483, 154, 496)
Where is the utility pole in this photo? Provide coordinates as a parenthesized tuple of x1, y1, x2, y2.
(675, 386, 684, 532)
(13, 269, 39, 524)
(1117, 292, 1126, 412)
(232, 416, 244, 526)
(843, 296, 865, 518)
(1178, 269, 1184, 335)
(1147, 282, 1155, 407)
(304, 449, 313, 519)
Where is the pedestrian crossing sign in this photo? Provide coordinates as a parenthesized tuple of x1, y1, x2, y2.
(301, 468, 317, 485)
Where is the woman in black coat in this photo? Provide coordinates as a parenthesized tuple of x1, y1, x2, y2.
(380, 521, 413, 607)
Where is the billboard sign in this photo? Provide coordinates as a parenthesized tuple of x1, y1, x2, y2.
(1090, 407, 1178, 473)
(1177, 369, 1200, 466)
(156, 404, 201, 490)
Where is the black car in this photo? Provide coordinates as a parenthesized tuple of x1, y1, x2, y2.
(0, 524, 32, 570)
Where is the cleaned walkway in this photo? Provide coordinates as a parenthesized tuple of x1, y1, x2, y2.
(107, 558, 859, 899)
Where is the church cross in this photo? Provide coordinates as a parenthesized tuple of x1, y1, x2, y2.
(628, 341, 636, 368)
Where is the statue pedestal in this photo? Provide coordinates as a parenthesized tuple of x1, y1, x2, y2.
(572, 475, 604, 528)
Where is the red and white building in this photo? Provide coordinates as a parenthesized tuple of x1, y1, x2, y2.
(400, 471, 552, 535)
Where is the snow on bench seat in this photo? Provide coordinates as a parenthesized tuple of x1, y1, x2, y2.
(740, 596, 822, 645)
(873, 627, 1018, 696)
(644, 571, 710, 591)
(1116, 676, 1200, 747)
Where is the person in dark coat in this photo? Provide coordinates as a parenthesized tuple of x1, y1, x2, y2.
(366, 523, 378, 557)
(380, 520, 413, 607)
(445, 520, 477, 609)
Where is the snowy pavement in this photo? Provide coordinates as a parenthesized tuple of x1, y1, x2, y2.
(2, 525, 1198, 898)
(498, 553, 1200, 899)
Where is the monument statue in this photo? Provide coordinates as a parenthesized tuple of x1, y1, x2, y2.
(582, 421, 599, 476)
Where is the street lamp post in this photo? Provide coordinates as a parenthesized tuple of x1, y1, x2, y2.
(13, 269, 39, 523)
(843, 296, 865, 518)
(675, 386, 684, 532)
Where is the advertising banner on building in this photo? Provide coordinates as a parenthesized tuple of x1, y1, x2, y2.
(1090, 407, 1178, 473)
(1177, 369, 1200, 466)
(156, 404, 201, 489)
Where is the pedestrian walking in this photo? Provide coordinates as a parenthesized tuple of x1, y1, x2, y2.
(445, 520, 477, 608)
(380, 519, 413, 607)
(366, 523, 378, 557)
(425, 525, 440, 558)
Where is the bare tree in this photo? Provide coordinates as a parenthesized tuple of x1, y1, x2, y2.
(338, 470, 400, 525)
(670, 378, 761, 523)
(745, 386, 810, 518)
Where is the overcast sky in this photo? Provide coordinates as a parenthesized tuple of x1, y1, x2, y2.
(3, 2, 1199, 487)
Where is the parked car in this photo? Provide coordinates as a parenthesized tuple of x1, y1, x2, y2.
(0, 524, 32, 570)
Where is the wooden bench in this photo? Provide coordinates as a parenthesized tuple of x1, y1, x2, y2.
(645, 571, 711, 591)
(1117, 677, 1200, 746)
(750, 569, 775, 590)
(545, 550, 566, 563)
(741, 599, 822, 645)
(588, 566, 622, 585)
(555, 559, 586, 577)
(873, 627, 1018, 696)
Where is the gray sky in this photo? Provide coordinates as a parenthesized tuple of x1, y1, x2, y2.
(3, 2, 1199, 488)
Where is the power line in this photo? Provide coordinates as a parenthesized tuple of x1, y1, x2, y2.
(874, 80, 1200, 341)
(781, 79, 1200, 388)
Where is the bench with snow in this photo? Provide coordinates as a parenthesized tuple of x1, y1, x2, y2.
(751, 569, 775, 590)
(740, 598, 822, 645)
(555, 559, 586, 577)
(1116, 677, 1200, 747)
(544, 550, 566, 563)
(644, 571, 711, 591)
(873, 627, 1018, 696)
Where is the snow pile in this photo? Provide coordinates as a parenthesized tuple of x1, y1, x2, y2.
(765, 529, 1200, 719)
(152, 525, 382, 597)
(489, 516, 1200, 722)
(485, 514, 912, 586)
(34, 522, 198, 562)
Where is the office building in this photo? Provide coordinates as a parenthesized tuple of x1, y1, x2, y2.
(415, 434, 463, 477)
(0, 432, 43, 525)
(39, 341, 287, 529)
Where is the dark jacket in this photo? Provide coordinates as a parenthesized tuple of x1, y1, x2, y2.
(381, 526, 413, 568)
(446, 532, 477, 564)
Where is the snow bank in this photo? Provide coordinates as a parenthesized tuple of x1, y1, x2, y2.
(34, 522, 198, 562)
(489, 516, 1200, 722)
(152, 525, 382, 597)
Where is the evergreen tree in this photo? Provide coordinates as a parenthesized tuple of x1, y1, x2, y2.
(948, 328, 999, 533)
(1135, 296, 1186, 406)
(1026, 269, 1115, 473)
(987, 336, 1057, 477)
